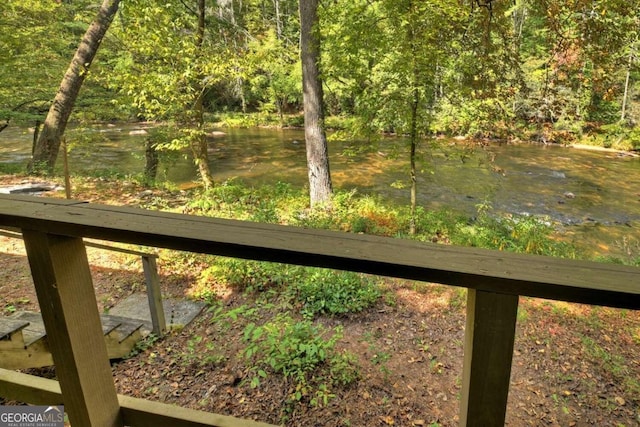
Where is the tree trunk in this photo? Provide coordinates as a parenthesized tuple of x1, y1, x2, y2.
(192, 0, 214, 189)
(192, 92, 214, 189)
(409, 94, 418, 236)
(144, 138, 159, 185)
(274, 0, 282, 39)
(28, 0, 121, 175)
(299, 0, 332, 207)
(408, 6, 420, 236)
(621, 40, 635, 122)
(409, 51, 419, 236)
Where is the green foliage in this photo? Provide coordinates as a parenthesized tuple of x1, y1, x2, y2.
(203, 256, 381, 318)
(0, 0, 113, 126)
(126, 333, 161, 358)
(452, 202, 577, 257)
(182, 334, 226, 367)
(184, 179, 303, 222)
(184, 180, 578, 259)
(3, 0, 638, 147)
(243, 315, 358, 406)
(583, 123, 640, 151)
(580, 335, 639, 396)
(244, 29, 301, 120)
(292, 269, 382, 319)
(203, 258, 300, 293)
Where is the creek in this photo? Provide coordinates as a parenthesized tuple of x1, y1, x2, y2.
(1, 123, 639, 258)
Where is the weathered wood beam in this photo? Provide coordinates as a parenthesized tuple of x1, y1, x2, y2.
(0, 368, 278, 427)
(21, 230, 123, 427)
(0, 367, 62, 405)
(1, 195, 638, 309)
(141, 255, 166, 336)
(459, 289, 519, 427)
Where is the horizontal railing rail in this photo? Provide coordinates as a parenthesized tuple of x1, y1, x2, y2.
(0, 194, 638, 426)
(0, 369, 275, 427)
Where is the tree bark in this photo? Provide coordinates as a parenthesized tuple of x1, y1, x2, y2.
(192, 92, 214, 189)
(621, 40, 635, 122)
(28, 0, 121, 175)
(409, 30, 419, 236)
(192, 0, 214, 189)
(144, 138, 159, 185)
(299, 0, 333, 207)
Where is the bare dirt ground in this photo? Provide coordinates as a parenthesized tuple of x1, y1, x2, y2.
(1, 174, 639, 426)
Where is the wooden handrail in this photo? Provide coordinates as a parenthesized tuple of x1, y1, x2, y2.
(0, 368, 277, 427)
(0, 194, 638, 427)
(0, 194, 637, 308)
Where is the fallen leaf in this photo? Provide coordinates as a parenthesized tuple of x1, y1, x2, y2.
(380, 415, 394, 425)
(614, 396, 625, 406)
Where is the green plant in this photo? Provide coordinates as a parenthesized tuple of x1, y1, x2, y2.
(454, 203, 577, 257)
(293, 269, 382, 319)
(581, 335, 631, 380)
(209, 303, 259, 330)
(202, 257, 381, 318)
(204, 258, 301, 293)
(126, 333, 160, 358)
(182, 334, 226, 367)
(242, 314, 358, 407)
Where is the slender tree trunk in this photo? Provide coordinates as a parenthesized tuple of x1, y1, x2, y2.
(192, 0, 214, 189)
(192, 91, 214, 189)
(144, 138, 159, 185)
(409, 40, 420, 236)
(409, 90, 418, 235)
(621, 42, 635, 122)
(28, 0, 121, 175)
(32, 120, 41, 154)
(274, 0, 282, 39)
(407, 2, 420, 236)
(299, 0, 332, 207)
(62, 138, 72, 199)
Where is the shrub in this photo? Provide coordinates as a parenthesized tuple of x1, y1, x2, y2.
(292, 269, 381, 319)
(243, 314, 358, 407)
(206, 257, 382, 317)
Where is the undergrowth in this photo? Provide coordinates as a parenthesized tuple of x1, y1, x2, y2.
(243, 315, 358, 410)
(174, 180, 585, 412)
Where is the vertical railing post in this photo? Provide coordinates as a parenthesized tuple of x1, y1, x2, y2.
(141, 255, 166, 336)
(22, 230, 123, 427)
(459, 289, 519, 427)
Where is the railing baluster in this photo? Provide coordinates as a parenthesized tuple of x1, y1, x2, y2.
(22, 230, 123, 427)
(141, 255, 166, 336)
(459, 289, 519, 427)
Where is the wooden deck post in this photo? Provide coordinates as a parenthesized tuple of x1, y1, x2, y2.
(141, 255, 166, 336)
(22, 230, 123, 427)
(459, 289, 519, 427)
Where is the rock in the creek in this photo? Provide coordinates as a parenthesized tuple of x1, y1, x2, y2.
(129, 129, 149, 135)
(207, 131, 227, 137)
(563, 191, 575, 199)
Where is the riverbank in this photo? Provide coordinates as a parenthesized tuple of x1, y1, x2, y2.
(0, 173, 639, 426)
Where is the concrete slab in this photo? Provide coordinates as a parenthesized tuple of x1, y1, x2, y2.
(108, 293, 205, 336)
(0, 183, 61, 195)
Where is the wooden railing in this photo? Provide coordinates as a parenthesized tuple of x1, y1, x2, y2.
(0, 194, 638, 427)
(0, 229, 166, 336)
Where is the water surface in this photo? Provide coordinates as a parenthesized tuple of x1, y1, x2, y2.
(2, 124, 639, 257)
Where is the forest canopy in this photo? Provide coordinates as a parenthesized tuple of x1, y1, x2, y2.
(1, 0, 638, 148)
